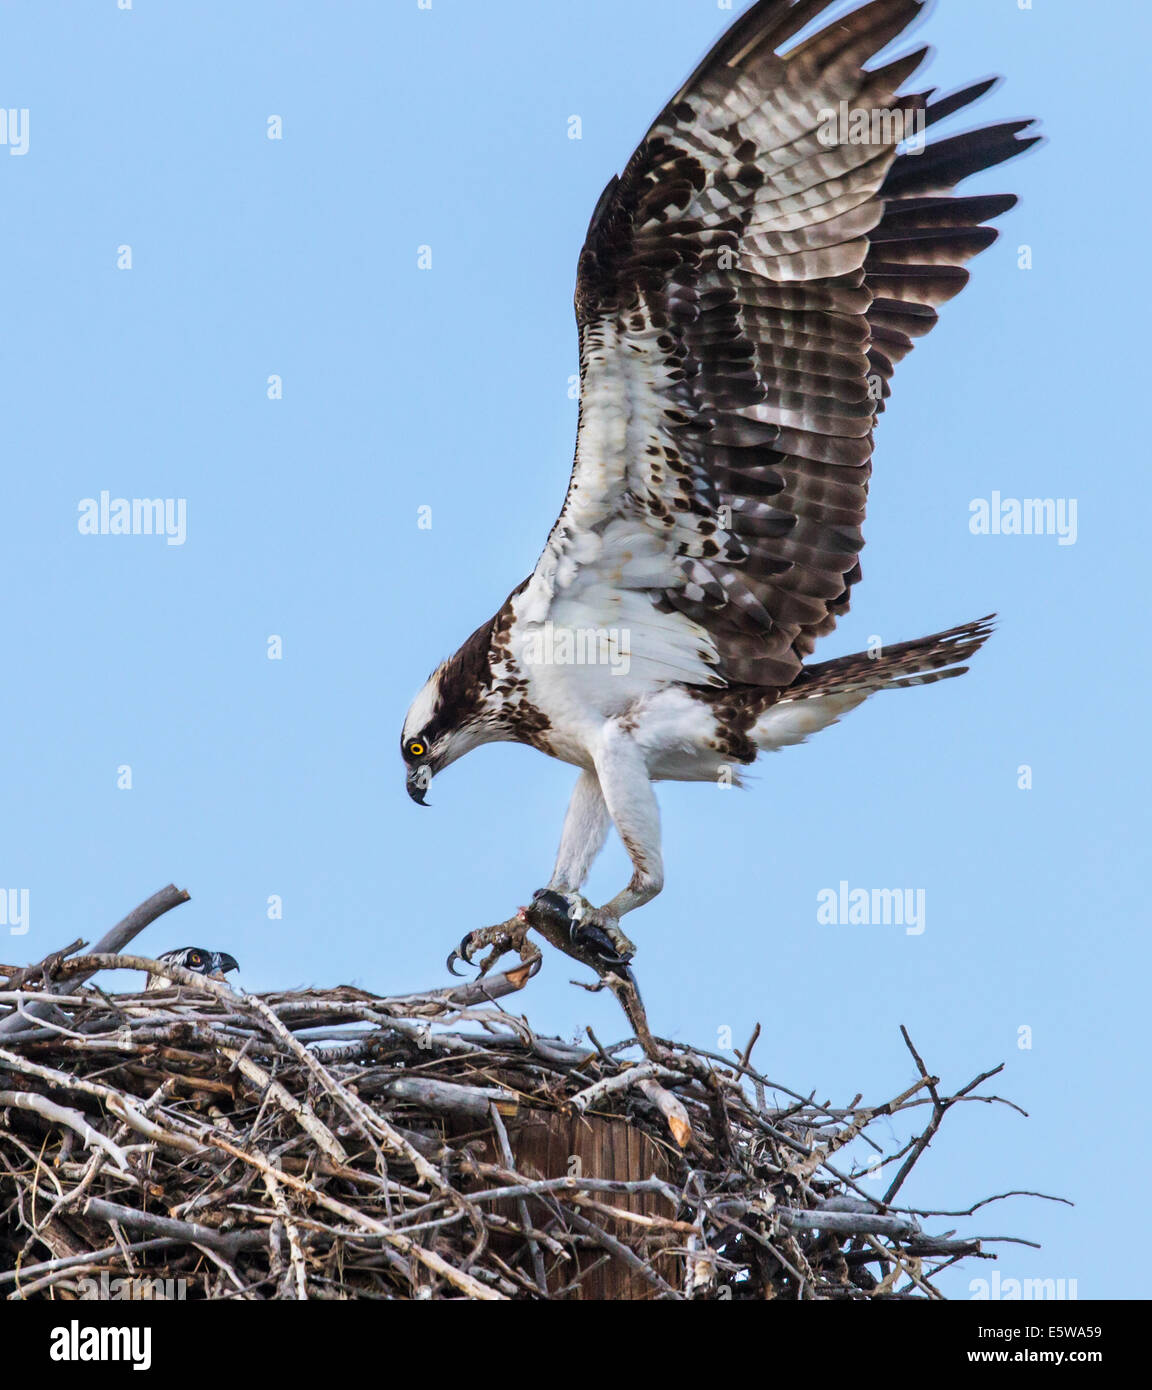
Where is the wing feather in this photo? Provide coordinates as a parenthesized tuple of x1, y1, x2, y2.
(519, 0, 1039, 689)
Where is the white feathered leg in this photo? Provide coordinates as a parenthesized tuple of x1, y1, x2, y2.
(596, 725, 664, 922)
(536, 728, 662, 963)
(556, 723, 664, 958)
(548, 769, 611, 893)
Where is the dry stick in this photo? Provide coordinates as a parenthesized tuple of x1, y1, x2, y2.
(569, 1193, 697, 1236)
(2, 1239, 178, 1296)
(5, 1005, 101, 1043)
(736, 1022, 761, 1074)
(45, 1078, 178, 1232)
(59, 955, 448, 1193)
(0, 991, 87, 1008)
(386, 957, 542, 1013)
(553, 1253, 613, 1299)
(159, 1117, 500, 1301)
(776, 1209, 921, 1240)
(505, 898, 669, 1060)
(895, 1188, 1073, 1219)
(882, 1030, 1005, 1207)
(1, 919, 1045, 1300)
(9, 1263, 113, 1300)
(664, 1039, 849, 1128)
(511, 1178, 678, 1306)
(262, 1170, 308, 1300)
(483, 1213, 568, 1261)
(0, 941, 83, 989)
(488, 1105, 548, 1296)
(637, 1079, 692, 1150)
(83, 1198, 267, 1258)
(465, 1174, 681, 1207)
(0, 1091, 131, 1172)
(0, 885, 190, 1039)
(227, 988, 448, 1189)
(562, 1204, 680, 1300)
(569, 1061, 686, 1113)
(0, 1044, 202, 1157)
(865, 1232, 940, 1301)
(220, 1046, 348, 1165)
(795, 1077, 935, 1182)
(383, 1077, 519, 1121)
(734, 1023, 768, 1111)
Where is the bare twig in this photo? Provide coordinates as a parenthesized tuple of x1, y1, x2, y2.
(0, 912, 1052, 1301)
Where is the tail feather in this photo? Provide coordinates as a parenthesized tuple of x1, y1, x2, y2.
(782, 614, 995, 702)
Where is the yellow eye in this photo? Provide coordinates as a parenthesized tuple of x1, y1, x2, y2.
(409, 742, 425, 757)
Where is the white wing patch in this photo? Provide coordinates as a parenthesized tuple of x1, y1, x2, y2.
(517, 311, 726, 695)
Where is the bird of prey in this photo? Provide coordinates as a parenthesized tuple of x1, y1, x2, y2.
(144, 947, 239, 992)
(401, 0, 1038, 969)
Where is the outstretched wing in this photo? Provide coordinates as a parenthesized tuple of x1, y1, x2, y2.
(519, 0, 1038, 688)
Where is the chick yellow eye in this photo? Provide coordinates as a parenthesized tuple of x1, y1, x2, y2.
(409, 741, 425, 757)
(188, 953, 203, 966)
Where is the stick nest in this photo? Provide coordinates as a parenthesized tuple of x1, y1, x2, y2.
(1, 924, 1046, 1300)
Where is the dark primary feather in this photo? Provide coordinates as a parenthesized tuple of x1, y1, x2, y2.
(563, 0, 1039, 689)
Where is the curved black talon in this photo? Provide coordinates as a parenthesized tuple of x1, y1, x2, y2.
(570, 919, 633, 974)
(530, 888, 634, 976)
(446, 932, 478, 977)
(530, 888, 574, 926)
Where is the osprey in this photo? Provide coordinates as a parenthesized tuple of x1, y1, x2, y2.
(144, 947, 239, 992)
(402, 0, 1037, 966)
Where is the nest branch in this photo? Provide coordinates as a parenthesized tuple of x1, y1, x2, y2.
(0, 888, 1060, 1300)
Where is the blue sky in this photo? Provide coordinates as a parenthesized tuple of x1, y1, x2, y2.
(0, 0, 1147, 1298)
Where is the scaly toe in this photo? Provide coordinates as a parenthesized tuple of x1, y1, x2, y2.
(447, 921, 524, 977)
(604, 923, 637, 959)
(570, 910, 634, 971)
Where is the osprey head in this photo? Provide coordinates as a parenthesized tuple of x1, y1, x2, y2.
(402, 620, 498, 806)
(145, 947, 239, 991)
(401, 671, 446, 806)
(160, 946, 239, 976)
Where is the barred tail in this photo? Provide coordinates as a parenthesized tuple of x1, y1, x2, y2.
(786, 615, 995, 700)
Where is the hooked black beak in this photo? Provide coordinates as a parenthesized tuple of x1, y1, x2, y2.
(215, 952, 240, 975)
(406, 769, 430, 806)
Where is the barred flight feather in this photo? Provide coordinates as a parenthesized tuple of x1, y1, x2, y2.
(514, 0, 1038, 697)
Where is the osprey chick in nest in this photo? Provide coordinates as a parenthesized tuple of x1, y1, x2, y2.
(144, 947, 239, 992)
(401, 0, 1038, 967)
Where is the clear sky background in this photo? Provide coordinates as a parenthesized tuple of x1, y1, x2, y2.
(1, 0, 1147, 1299)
